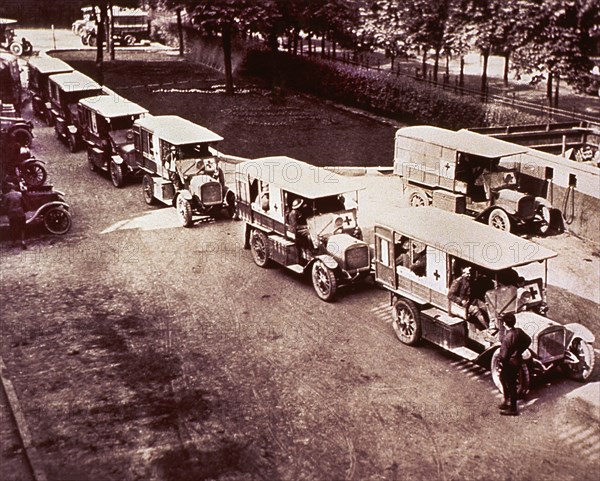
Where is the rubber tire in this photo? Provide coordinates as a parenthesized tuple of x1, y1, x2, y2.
(23, 41, 33, 55)
(9, 42, 23, 56)
(535, 205, 551, 235)
(68, 134, 78, 153)
(408, 188, 430, 208)
(43, 207, 72, 235)
(225, 191, 237, 219)
(110, 160, 125, 188)
(564, 338, 596, 382)
(311, 260, 338, 302)
(87, 35, 97, 47)
(391, 298, 422, 345)
(88, 150, 98, 172)
(124, 34, 136, 46)
(491, 349, 531, 398)
(20, 161, 47, 187)
(488, 208, 511, 232)
(81, 35, 89, 46)
(142, 174, 156, 205)
(250, 230, 271, 268)
(10, 128, 33, 147)
(45, 110, 55, 126)
(176, 195, 193, 227)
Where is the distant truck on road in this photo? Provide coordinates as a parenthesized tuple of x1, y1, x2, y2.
(75, 6, 150, 47)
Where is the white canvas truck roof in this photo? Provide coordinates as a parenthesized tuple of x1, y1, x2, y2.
(395, 125, 527, 158)
(0, 18, 17, 25)
(135, 115, 223, 145)
(236, 156, 364, 199)
(28, 56, 73, 75)
(49, 71, 102, 92)
(375, 207, 557, 270)
(79, 93, 148, 118)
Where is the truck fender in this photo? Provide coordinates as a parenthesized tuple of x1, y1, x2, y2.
(179, 189, 193, 201)
(27, 201, 69, 225)
(534, 197, 552, 209)
(111, 154, 124, 165)
(8, 122, 33, 133)
(21, 158, 45, 166)
(315, 254, 339, 271)
(67, 125, 79, 135)
(225, 188, 235, 206)
(565, 323, 595, 345)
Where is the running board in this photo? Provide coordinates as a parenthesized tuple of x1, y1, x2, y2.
(286, 264, 304, 274)
(448, 346, 479, 361)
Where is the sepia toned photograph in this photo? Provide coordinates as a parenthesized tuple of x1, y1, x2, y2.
(1, 1, 599, 480)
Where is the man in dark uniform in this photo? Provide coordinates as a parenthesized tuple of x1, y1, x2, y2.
(448, 266, 490, 330)
(2, 182, 27, 249)
(498, 313, 531, 416)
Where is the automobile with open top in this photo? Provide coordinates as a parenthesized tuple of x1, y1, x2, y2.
(27, 56, 73, 124)
(132, 115, 236, 225)
(48, 71, 104, 151)
(373, 207, 594, 395)
(394, 126, 553, 234)
(0, 18, 32, 57)
(235, 156, 371, 301)
(79, 92, 148, 187)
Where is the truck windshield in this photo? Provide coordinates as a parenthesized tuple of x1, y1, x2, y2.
(178, 143, 211, 160)
(107, 115, 138, 131)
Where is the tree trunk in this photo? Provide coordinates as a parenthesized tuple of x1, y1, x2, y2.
(308, 34, 312, 54)
(321, 36, 325, 58)
(177, 8, 184, 56)
(503, 51, 510, 86)
(293, 30, 298, 55)
(546, 70, 553, 108)
(459, 55, 465, 87)
(222, 23, 234, 95)
(421, 50, 427, 78)
(445, 52, 450, 76)
(480, 49, 489, 94)
(553, 73, 560, 109)
(332, 37, 336, 58)
(95, 1, 107, 84)
(433, 48, 440, 83)
(108, 1, 115, 61)
(391, 55, 395, 70)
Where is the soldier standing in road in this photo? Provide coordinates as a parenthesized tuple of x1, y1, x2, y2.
(498, 313, 531, 416)
(2, 182, 27, 249)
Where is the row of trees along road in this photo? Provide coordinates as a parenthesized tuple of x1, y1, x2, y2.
(114, 1, 597, 107)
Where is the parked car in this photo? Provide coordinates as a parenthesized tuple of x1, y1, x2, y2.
(131, 115, 236, 224)
(48, 71, 104, 151)
(373, 207, 595, 395)
(0, 114, 33, 146)
(0, 18, 32, 57)
(0, 51, 22, 108)
(235, 156, 371, 301)
(394, 126, 552, 234)
(0, 184, 72, 235)
(0, 136, 47, 188)
(27, 56, 73, 124)
(79, 92, 148, 187)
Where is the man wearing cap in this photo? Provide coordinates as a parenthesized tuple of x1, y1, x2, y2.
(449, 266, 493, 332)
(288, 198, 311, 251)
(498, 313, 531, 416)
(2, 182, 27, 249)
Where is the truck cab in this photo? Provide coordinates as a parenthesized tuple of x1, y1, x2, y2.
(78, 93, 148, 187)
(132, 115, 235, 225)
(236, 156, 371, 301)
(394, 126, 552, 234)
(48, 71, 104, 152)
(27, 56, 73, 123)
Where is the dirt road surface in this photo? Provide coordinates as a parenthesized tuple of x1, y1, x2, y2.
(1, 28, 599, 481)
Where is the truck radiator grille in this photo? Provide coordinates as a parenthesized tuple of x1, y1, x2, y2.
(538, 328, 565, 361)
(345, 245, 369, 270)
(201, 182, 223, 205)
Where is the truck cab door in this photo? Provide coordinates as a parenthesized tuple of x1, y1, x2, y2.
(374, 226, 395, 288)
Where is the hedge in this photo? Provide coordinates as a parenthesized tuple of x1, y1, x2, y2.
(242, 49, 488, 130)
